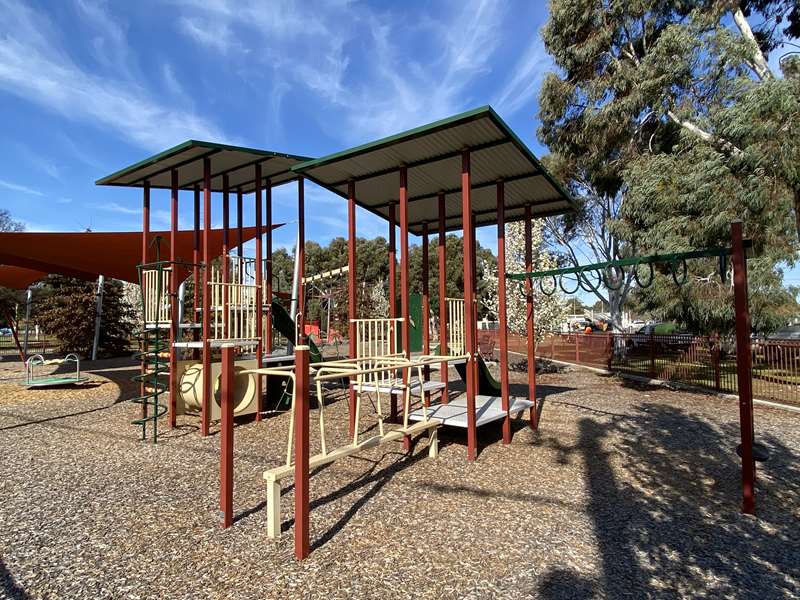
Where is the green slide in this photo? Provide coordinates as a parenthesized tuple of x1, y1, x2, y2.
(454, 355, 501, 396)
(269, 300, 323, 363)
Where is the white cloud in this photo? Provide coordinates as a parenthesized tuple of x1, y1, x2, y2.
(91, 201, 140, 215)
(492, 36, 553, 116)
(0, 0, 229, 151)
(0, 178, 43, 196)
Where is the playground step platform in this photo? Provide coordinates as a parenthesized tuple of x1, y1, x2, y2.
(173, 338, 260, 349)
(178, 322, 202, 329)
(407, 395, 533, 429)
(350, 379, 446, 397)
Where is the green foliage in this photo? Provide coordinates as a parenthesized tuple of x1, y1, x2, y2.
(36, 276, 135, 357)
(540, 0, 800, 334)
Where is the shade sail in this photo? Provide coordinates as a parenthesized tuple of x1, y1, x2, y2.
(292, 106, 575, 235)
(0, 265, 49, 290)
(0, 224, 282, 284)
(96, 140, 312, 194)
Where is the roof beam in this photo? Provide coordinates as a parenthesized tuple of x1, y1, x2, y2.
(373, 172, 542, 209)
(181, 156, 276, 189)
(407, 199, 567, 231)
(133, 149, 222, 185)
(325, 138, 513, 188)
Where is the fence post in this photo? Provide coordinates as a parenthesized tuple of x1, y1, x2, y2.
(551, 334, 555, 359)
(712, 333, 721, 391)
(575, 333, 580, 364)
(606, 332, 613, 371)
(649, 330, 656, 378)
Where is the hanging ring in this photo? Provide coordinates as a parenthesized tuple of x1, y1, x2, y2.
(538, 275, 557, 297)
(559, 273, 580, 295)
(578, 267, 601, 294)
(671, 259, 688, 286)
(603, 265, 625, 291)
(633, 262, 655, 288)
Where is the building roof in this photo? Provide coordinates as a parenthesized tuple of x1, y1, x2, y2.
(96, 140, 312, 193)
(292, 106, 575, 235)
(0, 225, 281, 284)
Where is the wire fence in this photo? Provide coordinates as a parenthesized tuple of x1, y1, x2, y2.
(532, 332, 800, 407)
(0, 335, 60, 358)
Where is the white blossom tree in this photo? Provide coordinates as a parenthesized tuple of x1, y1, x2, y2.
(482, 220, 567, 341)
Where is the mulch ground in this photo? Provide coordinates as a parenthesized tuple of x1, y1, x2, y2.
(0, 357, 798, 600)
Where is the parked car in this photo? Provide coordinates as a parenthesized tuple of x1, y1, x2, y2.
(0, 327, 12, 337)
(768, 325, 800, 340)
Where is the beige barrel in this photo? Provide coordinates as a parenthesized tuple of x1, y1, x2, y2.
(179, 360, 257, 416)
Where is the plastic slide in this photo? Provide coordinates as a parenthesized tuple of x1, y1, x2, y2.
(454, 354, 502, 396)
(269, 300, 323, 363)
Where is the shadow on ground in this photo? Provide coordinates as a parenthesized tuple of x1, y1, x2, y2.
(535, 401, 800, 599)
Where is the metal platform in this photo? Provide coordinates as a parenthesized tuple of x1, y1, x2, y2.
(25, 376, 89, 388)
(407, 395, 533, 428)
(173, 338, 260, 349)
(350, 379, 446, 397)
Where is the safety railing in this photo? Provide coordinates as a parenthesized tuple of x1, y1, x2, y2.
(141, 267, 171, 327)
(445, 298, 465, 355)
(209, 254, 259, 340)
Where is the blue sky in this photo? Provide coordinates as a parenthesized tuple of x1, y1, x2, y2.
(2, 0, 798, 298)
(0, 0, 554, 255)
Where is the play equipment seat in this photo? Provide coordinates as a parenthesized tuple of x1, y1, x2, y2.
(25, 353, 88, 387)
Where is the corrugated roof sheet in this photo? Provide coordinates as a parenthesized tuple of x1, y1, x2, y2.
(96, 140, 312, 193)
(292, 106, 574, 235)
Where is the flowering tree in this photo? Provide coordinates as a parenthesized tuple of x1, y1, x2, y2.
(482, 220, 567, 341)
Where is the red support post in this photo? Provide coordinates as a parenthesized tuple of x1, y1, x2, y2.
(192, 185, 200, 358)
(422, 222, 430, 384)
(255, 166, 264, 421)
(389, 204, 397, 324)
(222, 175, 230, 340)
(649, 329, 656, 378)
(265, 180, 273, 355)
(236, 188, 243, 258)
(524, 205, 537, 429)
(438, 193, 448, 402)
(399, 167, 411, 450)
(169, 169, 179, 429)
(294, 342, 311, 560)
(201, 157, 211, 436)
(471, 211, 479, 396)
(389, 202, 398, 423)
(220, 344, 234, 528)
(140, 181, 150, 417)
(496, 182, 511, 444)
(731, 221, 756, 515)
(575, 332, 581, 364)
(347, 181, 357, 437)
(461, 150, 477, 461)
(297, 177, 305, 337)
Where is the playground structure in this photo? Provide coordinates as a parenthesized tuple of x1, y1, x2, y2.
(93, 105, 759, 560)
(24, 353, 86, 388)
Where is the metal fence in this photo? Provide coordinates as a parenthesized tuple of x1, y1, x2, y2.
(535, 332, 800, 406)
(0, 334, 59, 358)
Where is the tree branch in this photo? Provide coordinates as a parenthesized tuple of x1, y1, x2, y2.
(732, 6, 774, 80)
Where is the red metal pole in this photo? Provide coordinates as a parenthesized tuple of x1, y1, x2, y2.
(236, 188, 243, 258)
(438, 193, 448, 402)
(389, 202, 398, 422)
(471, 211, 479, 396)
(265, 180, 273, 355)
(192, 185, 200, 358)
(141, 181, 150, 417)
(422, 222, 430, 384)
(462, 150, 477, 461)
(399, 167, 410, 450)
(201, 157, 211, 437)
(731, 221, 756, 514)
(389, 204, 397, 324)
(255, 166, 263, 421)
(496, 182, 511, 444)
(169, 169, 179, 429)
(297, 177, 305, 338)
(294, 341, 310, 560)
(524, 204, 537, 429)
(222, 175, 230, 340)
(347, 180, 357, 437)
(220, 344, 234, 528)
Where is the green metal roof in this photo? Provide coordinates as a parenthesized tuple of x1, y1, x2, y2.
(292, 106, 575, 235)
(96, 140, 313, 193)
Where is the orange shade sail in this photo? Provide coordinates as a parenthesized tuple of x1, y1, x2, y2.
(0, 225, 281, 286)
